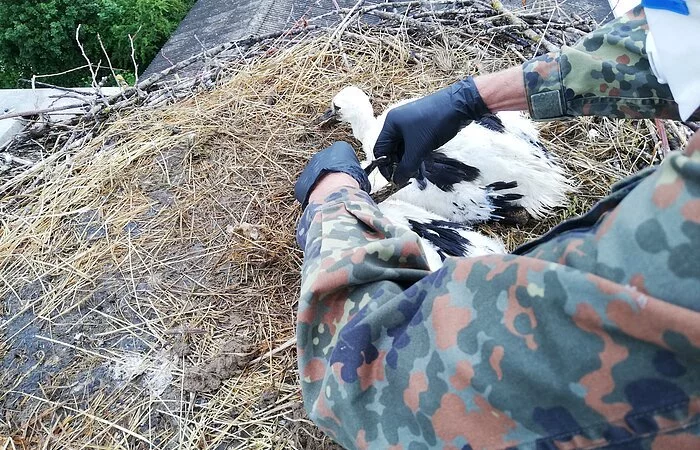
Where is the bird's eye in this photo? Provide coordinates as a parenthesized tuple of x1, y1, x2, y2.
(333, 103, 341, 113)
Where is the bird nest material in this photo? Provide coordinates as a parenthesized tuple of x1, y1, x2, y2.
(0, 1, 692, 448)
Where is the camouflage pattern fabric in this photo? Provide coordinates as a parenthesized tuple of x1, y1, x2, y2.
(295, 9, 700, 449)
(296, 144, 700, 449)
(523, 6, 700, 121)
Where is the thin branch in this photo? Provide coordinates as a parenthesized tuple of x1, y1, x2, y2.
(1, 153, 34, 166)
(329, 0, 366, 43)
(30, 64, 93, 81)
(532, 4, 556, 55)
(0, 103, 90, 121)
(129, 26, 142, 86)
(20, 79, 94, 96)
(97, 33, 122, 91)
(75, 24, 100, 91)
(490, 0, 559, 52)
(248, 336, 297, 365)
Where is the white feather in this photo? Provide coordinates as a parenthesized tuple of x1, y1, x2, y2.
(378, 199, 506, 270)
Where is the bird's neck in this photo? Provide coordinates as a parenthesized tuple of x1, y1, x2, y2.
(347, 107, 377, 158)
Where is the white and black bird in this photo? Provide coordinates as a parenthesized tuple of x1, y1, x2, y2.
(377, 199, 506, 270)
(323, 86, 571, 222)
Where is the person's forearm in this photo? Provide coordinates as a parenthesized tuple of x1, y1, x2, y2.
(475, 6, 699, 121)
(521, 6, 698, 121)
(474, 66, 528, 113)
(296, 183, 432, 447)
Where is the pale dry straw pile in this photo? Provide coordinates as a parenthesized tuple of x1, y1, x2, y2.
(0, 6, 688, 449)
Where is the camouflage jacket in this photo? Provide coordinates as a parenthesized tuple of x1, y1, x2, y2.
(524, 6, 700, 121)
(296, 8, 700, 450)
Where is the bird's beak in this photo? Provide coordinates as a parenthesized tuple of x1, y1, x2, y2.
(313, 108, 340, 127)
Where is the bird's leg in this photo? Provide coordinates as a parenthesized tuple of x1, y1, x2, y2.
(370, 180, 411, 204)
(656, 118, 669, 157)
(363, 156, 387, 176)
(365, 155, 414, 202)
(416, 162, 428, 190)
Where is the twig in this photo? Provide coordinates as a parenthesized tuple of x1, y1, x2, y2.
(35, 335, 113, 361)
(97, 33, 124, 95)
(248, 336, 297, 365)
(129, 26, 142, 86)
(20, 79, 94, 96)
(365, 9, 439, 33)
(1, 153, 34, 166)
(485, 24, 524, 32)
(532, 5, 556, 55)
(655, 119, 669, 156)
(0, 103, 90, 121)
(509, 44, 528, 62)
(75, 24, 100, 92)
(30, 64, 93, 82)
(667, 120, 688, 150)
(490, 0, 559, 52)
(329, 0, 366, 43)
(163, 326, 207, 335)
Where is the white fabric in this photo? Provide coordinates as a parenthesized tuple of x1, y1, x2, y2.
(609, 0, 641, 17)
(645, 0, 700, 120)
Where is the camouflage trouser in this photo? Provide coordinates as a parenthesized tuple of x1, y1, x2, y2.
(296, 147, 700, 449)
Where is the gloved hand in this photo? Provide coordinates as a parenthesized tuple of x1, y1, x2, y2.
(373, 76, 490, 184)
(294, 141, 371, 208)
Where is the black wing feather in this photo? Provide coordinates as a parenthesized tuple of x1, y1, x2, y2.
(422, 152, 480, 192)
(476, 114, 506, 133)
(407, 219, 473, 259)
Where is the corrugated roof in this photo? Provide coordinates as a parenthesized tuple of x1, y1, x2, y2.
(143, 0, 379, 77)
(144, 0, 612, 78)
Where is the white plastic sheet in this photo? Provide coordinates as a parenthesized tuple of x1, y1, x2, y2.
(644, 0, 700, 120)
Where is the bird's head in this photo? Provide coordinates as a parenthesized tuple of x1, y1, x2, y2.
(314, 86, 374, 128)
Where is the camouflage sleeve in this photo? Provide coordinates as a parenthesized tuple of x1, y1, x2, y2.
(523, 6, 700, 121)
(295, 166, 700, 449)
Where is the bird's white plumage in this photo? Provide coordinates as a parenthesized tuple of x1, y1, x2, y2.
(377, 199, 505, 270)
(361, 168, 507, 224)
(332, 86, 571, 219)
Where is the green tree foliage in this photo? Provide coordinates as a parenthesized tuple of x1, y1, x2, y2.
(0, 1, 102, 87)
(99, 0, 195, 70)
(0, 0, 194, 88)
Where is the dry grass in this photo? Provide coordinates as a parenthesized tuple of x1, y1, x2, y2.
(0, 21, 681, 450)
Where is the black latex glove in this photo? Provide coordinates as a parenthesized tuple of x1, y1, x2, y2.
(294, 141, 371, 208)
(373, 76, 490, 184)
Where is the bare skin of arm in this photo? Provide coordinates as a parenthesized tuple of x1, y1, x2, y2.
(474, 66, 528, 112)
(688, 130, 700, 153)
(307, 173, 359, 204)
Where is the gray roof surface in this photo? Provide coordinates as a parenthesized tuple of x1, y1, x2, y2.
(143, 0, 612, 78)
(143, 0, 379, 77)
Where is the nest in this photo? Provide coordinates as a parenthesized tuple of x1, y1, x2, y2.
(0, 1, 692, 448)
